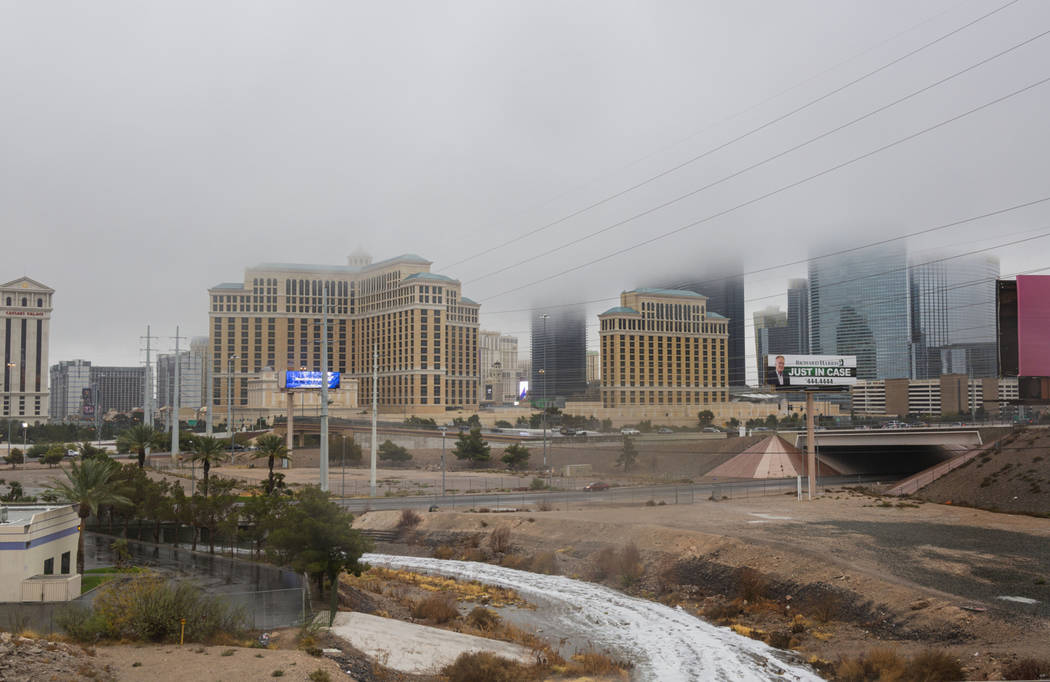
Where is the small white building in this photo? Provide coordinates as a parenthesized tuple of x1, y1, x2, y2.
(0, 505, 81, 602)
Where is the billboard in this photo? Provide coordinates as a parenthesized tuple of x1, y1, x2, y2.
(765, 354, 857, 390)
(1017, 275, 1050, 377)
(80, 388, 95, 418)
(284, 371, 340, 390)
(517, 380, 529, 401)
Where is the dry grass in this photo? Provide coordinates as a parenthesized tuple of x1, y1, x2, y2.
(442, 652, 538, 682)
(464, 606, 502, 632)
(410, 592, 459, 624)
(396, 508, 422, 533)
(619, 542, 644, 586)
(1002, 657, 1050, 680)
(590, 546, 619, 580)
(529, 551, 557, 575)
(488, 526, 512, 554)
(733, 567, 769, 602)
(835, 648, 963, 682)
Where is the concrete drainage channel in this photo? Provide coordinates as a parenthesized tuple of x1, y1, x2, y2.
(362, 553, 824, 682)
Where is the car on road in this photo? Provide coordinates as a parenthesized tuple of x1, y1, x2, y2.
(620, 428, 640, 435)
(702, 426, 721, 433)
(657, 427, 674, 434)
(583, 481, 610, 491)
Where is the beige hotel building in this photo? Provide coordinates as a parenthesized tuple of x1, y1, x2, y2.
(208, 251, 479, 415)
(599, 288, 728, 408)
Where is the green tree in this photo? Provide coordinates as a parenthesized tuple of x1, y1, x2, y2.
(378, 440, 412, 463)
(501, 443, 530, 470)
(494, 420, 513, 429)
(5, 448, 24, 468)
(117, 424, 161, 468)
(188, 436, 227, 498)
(267, 486, 372, 623)
(26, 443, 48, 458)
(43, 444, 65, 468)
(697, 410, 715, 427)
(452, 428, 491, 467)
(254, 433, 291, 493)
(78, 441, 109, 461)
(330, 434, 362, 465)
(46, 458, 131, 574)
(240, 489, 289, 559)
(726, 417, 741, 430)
(616, 436, 638, 473)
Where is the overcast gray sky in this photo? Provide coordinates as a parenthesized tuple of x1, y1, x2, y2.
(2, 0, 1049, 381)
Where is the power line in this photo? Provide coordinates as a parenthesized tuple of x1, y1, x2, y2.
(468, 28, 1050, 288)
(480, 73, 1050, 303)
(444, 0, 1022, 273)
(477, 195, 1050, 316)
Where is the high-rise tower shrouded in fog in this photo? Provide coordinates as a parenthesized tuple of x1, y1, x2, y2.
(654, 268, 745, 386)
(531, 307, 587, 403)
(786, 278, 810, 355)
(809, 242, 910, 380)
(909, 252, 999, 379)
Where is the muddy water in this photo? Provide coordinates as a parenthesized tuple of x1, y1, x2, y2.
(364, 553, 823, 682)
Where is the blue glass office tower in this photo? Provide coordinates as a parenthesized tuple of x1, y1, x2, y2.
(808, 243, 910, 380)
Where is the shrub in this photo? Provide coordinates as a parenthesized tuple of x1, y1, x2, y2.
(1002, 657, 1050, 680)
(488, 527, 512, 554)
(733, 567, 769, 602)
(903, 650, 963, 681)
(308, 670, 332, 682)
(465, 606, 501, 632)
(702, 600, 742, 623)
(443, 652, 535, 682)
(529, 552, 557, 575)
(590, 547, 618, 580)
(536, 499, 553, 512)
(529, 477, 546, 490)
(434, 545, 455, 560)
(645, 499, 656, 507)
(567, 650, 625, 675)
(411, 593, 459, 624)
(764, 630, 793, 649)
(396, 508, 422, 531)
(58, 578, 246, 643)
(619, 542, 644, 586)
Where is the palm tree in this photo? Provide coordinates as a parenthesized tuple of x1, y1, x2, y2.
(253, 434, 290, 493)
(189, 436, 226, 498)
(117, 424, 160, 468)
(47, 459, 131, 574)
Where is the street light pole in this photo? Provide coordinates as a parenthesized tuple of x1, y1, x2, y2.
(541, 313, 549, 482)
(439, 426, 448, 496)
(227, 354, 239, 456)
(22, 421, 28, 454)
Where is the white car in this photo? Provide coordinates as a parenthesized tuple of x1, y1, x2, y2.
(620, 428, 640, 435)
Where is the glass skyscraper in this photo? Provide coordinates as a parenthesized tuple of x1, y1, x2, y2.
(909, 252, 999, 378)
(531, 306, 587, 403)
(808, 243, 911, 380)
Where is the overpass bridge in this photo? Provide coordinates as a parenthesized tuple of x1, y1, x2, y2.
(781, 427, 997, 477)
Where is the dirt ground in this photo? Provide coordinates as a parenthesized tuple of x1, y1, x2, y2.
(94, 642, 346, 682)
(356, 490, 1050, 679)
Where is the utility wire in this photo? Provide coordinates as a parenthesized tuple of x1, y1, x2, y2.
(467, 27, 1050, 287)
(478, 194, 1050, 316)
(444, 0, 1022, 272)
(480, 73, 1050, 303)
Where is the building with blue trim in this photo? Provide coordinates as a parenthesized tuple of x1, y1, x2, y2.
(0, 504, 81, 602)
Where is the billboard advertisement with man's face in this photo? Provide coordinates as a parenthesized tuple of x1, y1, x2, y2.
(765, 354, 857, 390)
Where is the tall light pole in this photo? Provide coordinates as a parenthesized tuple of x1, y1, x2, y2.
(320, 283, 330, 492)
(227, 354, 239, 456)
(540, 313, 549, 481)
(439, 425, 448, 496)
(5, 362, 15, 460)
(21, 421, 28, 453)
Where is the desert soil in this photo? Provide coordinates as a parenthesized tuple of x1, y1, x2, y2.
(356, 489, 1050, 679)
(94, 642, 346, 682)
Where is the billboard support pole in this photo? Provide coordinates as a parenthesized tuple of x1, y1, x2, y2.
(806, 391, 815, 501)
(370, 344, 378, 497)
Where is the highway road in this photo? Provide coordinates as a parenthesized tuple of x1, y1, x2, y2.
(336, 474, 890, 513)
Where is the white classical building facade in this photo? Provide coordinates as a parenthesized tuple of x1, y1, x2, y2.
(1, 278, 53, 424)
